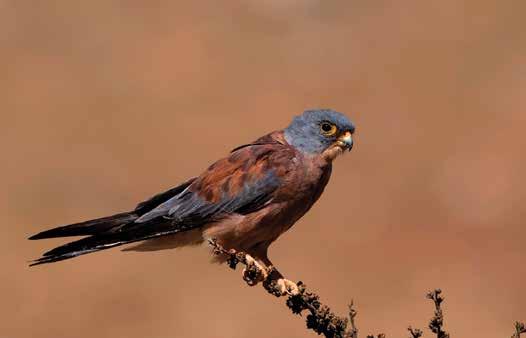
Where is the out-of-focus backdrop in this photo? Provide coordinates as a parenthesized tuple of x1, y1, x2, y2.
(2, 1, 525, 337)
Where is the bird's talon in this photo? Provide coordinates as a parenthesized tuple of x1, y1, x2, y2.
(242, 254, 268, 286)
(277, 278, 300, 296)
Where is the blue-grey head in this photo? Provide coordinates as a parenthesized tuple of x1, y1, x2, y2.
(284, 109, 355, 160)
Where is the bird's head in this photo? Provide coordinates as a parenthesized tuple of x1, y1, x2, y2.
(284, 109, 355, 162)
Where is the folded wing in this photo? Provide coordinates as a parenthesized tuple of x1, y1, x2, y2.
(29, 140, 292, 266)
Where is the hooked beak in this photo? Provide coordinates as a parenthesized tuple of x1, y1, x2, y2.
(338, 131, 353, 152)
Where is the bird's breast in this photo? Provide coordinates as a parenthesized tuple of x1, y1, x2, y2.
(203, 161, 332, 251)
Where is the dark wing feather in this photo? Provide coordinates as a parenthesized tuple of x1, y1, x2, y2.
(135, 156, 281, 223)
(30, 139, 292, 266)
(28, 178, 196, 240)
(28, 212, 138, 240)
(134, 178, 196, 213)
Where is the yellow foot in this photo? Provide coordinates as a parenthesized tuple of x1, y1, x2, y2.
(242, 255, 268, 286)
(276, 278, 300, 296)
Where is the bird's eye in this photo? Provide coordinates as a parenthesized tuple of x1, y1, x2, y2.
(320, 122, 338, 136)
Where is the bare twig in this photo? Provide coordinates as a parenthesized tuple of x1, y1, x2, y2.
(408, 326, 423, 338)
(348, 301, 358, 338)
(512, 322, 526, 338)
(427, 289, 449, 338)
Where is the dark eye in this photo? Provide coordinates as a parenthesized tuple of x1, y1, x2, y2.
(320, 122, 338, 136)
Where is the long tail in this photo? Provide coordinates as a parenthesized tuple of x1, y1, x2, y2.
(28, 211, 140, 266)
(28, 212, 138, 240)
(28, 178, 196, 267)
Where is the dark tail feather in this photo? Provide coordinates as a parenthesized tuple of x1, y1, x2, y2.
(29, 211, 142, 266)
(29, 219, 188, 266)
(29, 237, 127, 266)
(28, 212, 138, 240)
(28, 180, 200, 266)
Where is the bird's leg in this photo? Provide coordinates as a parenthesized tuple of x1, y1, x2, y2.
(208, 239, 298, 296)
(208, 240, 268, 286)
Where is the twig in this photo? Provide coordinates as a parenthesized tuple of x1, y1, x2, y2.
(512, 322, 526, 338)
(209, 239, 355, 338)
(348, 301, 358, 338)
(427, 289, 449, 338)
(408, 326, 423, 338)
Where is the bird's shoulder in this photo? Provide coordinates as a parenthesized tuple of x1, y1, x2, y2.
(190, 131, 299, 202)
(192, 130, 332, 205)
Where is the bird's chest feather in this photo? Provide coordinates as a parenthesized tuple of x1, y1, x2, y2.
(272, 157, 332, 230)
(204, 157, 332, 250)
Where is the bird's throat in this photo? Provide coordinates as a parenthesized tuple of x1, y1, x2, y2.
(322, 145, 345, 162)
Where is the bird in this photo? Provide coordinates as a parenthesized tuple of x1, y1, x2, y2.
(29, 109, 355, 294)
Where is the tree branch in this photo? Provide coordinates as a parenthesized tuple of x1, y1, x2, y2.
(209, 239, 523, 338)
(426, 289, 450, 338)
(210, 239, 354, 338)
(512, 322, 526, 338)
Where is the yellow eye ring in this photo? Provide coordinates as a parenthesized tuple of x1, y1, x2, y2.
(320, 122, 338, 136)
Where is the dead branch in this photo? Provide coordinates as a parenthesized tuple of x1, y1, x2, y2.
(209, 239, 523, 338)
(427, 289, 449, 338)
(512, 322, 526, 338)
(408, 326, 423, 338)
(210, 239, 353, 338)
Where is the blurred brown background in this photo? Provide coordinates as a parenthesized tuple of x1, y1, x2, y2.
(2, 1, 525, 337)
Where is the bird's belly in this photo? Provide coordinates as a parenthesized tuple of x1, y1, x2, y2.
(202, 199, 311, 252)
(122, 228, 204, 252)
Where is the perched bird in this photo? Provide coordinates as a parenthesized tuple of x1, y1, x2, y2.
(29, 109, 355, 294)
